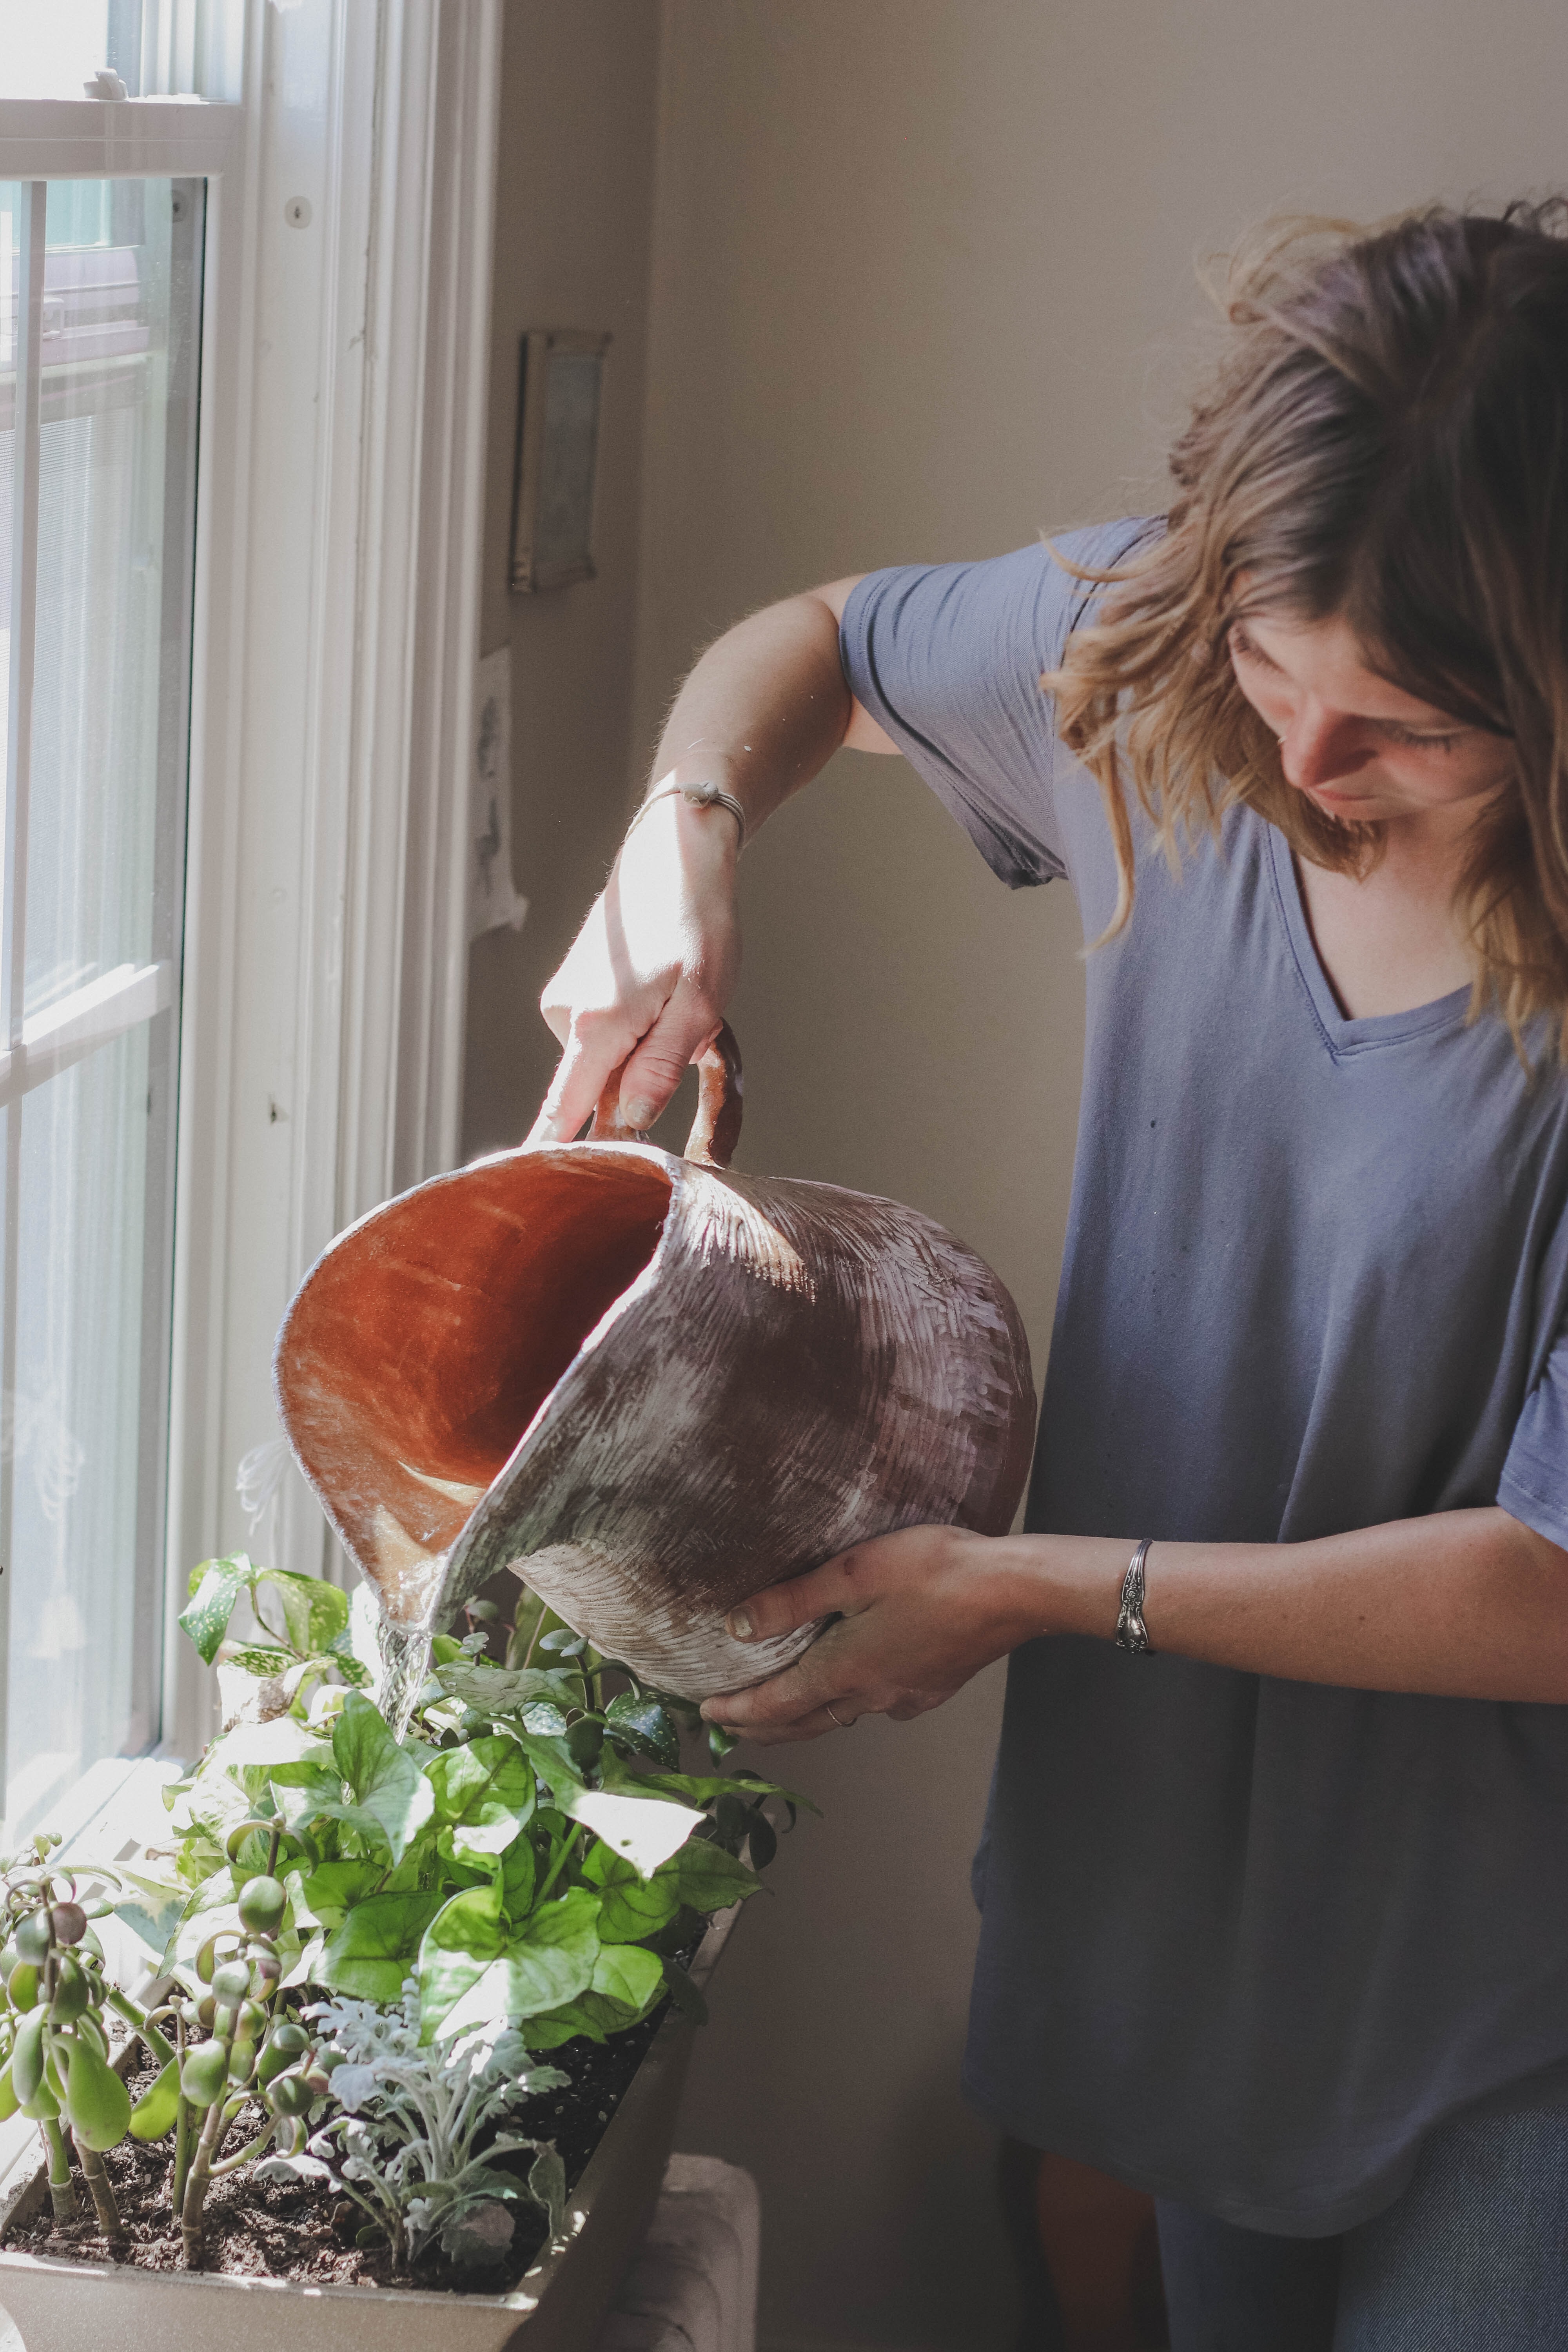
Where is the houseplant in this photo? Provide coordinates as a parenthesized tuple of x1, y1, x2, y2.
(0, 1559, 803, 2350)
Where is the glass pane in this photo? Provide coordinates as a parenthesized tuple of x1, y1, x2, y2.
(0, 3, 113, 100)
(0, 177, 200, 1834)
(24, 178, 195, 1018)
(2, 1023, 168, 1829)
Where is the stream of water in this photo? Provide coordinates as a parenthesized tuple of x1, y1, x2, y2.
(374, 1613, 434, 1741)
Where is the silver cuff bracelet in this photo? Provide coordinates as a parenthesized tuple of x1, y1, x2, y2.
(626, 780, 746, 854)
(1115, 1537, 1154, 1654)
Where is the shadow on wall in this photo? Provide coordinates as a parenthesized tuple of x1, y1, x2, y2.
(881, 2062, 1026, 2350)
(675, 1664, 1020, 2352)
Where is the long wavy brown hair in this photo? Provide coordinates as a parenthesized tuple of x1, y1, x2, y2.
(1049, 201, 1568, 1051)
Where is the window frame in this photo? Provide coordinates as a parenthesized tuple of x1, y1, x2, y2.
(0, 0, 502, 1782)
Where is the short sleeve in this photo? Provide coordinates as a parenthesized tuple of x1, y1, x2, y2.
(1499, 1322, 1568, 1549)
(838, 517, 1160, 889)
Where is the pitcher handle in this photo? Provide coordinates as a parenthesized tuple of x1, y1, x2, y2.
(588, 1021, 744, 1169)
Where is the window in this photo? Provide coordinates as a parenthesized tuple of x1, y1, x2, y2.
(0, 0, 501, 1811)
(0, 172, 201, 1828)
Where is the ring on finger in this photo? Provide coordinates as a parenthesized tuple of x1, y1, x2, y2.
(824, 1701, 855, 1730)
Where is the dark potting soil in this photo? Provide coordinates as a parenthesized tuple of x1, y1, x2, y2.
(5, 1999, 672, 2297)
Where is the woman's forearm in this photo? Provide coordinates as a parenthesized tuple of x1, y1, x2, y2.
(529, 579, 877, 1143)
(1009, 1507, 1568, 1702)
(702, 1506, 1568, 1742)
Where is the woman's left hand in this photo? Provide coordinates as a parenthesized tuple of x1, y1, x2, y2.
(700, 1523, 1031, 1744)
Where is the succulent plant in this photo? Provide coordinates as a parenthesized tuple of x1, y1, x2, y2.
(138, 1819, 336, 2266)
(262, 1980, 570, 2271)
(0, 1834, 177, 2240)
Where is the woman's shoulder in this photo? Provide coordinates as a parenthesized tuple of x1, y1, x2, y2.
(835, 517, 1166, 892)
(840, 515, 1167, 752)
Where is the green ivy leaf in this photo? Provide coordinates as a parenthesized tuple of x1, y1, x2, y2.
(661, 1957, 709, 2025)
(258, 1568, 350, 1660)
(318, 1890, 444, 2002)
(210, 1717, 333, 1774)
(546, 1989, 637, 2039)
(559, 1788, 704, 1880)
(178, 1555, 254, 1664)
(636, 1766, 818, 1816)
(523, 1702, 570, 1735)
(417, 1882, 508, 2040)
(655, 1840, 761, 1915)
(330, 1693, 435, 1864)
(265, 1769, 349, 1846)
(111, 1873, 187, 1960)
(505, 1731, 587, 1806)
(580, 1846, 681, 1944)
(434, 1663, 585, 1716)
(282, 1865, 322, 1931)
(435, 1887, 602, 2038)
(590, 1941, 664, 2018)
(222, 1644, 296, 1679)
(425, 1737, 536, 1860)
(520, 1998, 603, 2049)
(604, 1692, 681, 1771)
(300, 1860, 386, 1929)
(500, 1838, 537, 1919)
(326, 1630, 372, 1688)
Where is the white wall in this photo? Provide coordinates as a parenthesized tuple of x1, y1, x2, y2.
(627, 6, 1568, 2348)
(461, 0, 662, 1158)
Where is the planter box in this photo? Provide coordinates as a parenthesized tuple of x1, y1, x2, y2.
(0, 1905, 739, 2352)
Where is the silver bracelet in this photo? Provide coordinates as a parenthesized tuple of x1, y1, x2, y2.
(625, 780, 746, 854)
(1114, 1539, 1154, 1653)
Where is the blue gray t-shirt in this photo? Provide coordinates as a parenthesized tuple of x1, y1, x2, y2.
(840, 520, 1568, 2236)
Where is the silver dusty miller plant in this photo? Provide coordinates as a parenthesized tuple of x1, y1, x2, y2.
(259, 1982, 569, 2272)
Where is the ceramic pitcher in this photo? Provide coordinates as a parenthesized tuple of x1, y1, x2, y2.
(274, 1027, 1036, 1698)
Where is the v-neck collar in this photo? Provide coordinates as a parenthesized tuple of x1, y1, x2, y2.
(1265, 824, 1471, 1059)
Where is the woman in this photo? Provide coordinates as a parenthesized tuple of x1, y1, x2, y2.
(530, 205, 1568, 2347)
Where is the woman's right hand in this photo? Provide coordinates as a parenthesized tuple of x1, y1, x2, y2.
(526, 784, 742, 1144)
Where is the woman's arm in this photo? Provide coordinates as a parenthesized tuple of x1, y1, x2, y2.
(700, 1507, 1568, 1742)
(528, 578, 895, 1146)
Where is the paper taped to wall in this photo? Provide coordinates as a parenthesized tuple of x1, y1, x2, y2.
(470, 646, 529, 944)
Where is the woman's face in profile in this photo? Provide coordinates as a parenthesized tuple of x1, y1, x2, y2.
(1228, 608, 1515, 834)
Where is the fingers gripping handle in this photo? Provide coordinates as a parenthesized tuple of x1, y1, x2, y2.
(588, 1022, 744, 1168)
(684, 1022, 744, 1168)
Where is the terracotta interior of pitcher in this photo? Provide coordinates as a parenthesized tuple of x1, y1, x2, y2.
(281, 1150, 675, 1588)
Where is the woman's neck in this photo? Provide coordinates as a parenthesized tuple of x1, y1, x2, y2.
(1294, 813, 1476, 1020)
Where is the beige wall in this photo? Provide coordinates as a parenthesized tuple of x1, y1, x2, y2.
(461, 0, 662, 1159)
(468, 4, 1568, 2347)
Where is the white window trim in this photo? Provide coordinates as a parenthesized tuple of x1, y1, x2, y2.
(0, 958, 175, 1103)
(0, 0, 503, 1769)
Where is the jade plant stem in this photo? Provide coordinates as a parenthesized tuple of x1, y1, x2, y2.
(180, 2081, 231, 2265)
(180, 1976, 244, 2265)
(73, 2138, 123, 2240)
(172, 2086, 191, 2219)
(210, 2114, 283, 2179)
(104, 1986, 178, 2073)
(151, 2001, 194, 2216)
(41, 2118, 75, 2225)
